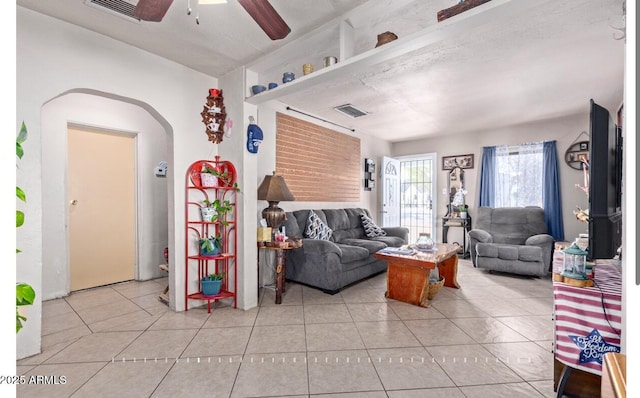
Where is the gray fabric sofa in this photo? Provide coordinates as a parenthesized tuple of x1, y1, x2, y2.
(281, 208, 409, 294)
(468, 206, 554, 277)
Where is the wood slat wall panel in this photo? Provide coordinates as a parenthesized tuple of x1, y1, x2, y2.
(276, 113, 360, 202)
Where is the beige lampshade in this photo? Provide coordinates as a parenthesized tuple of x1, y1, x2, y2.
(257, 172, 295, 202)
(258, 172, 295, 230)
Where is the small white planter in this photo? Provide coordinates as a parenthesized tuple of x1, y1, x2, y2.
(460, 211, 468, 219)
(200, 207, 216, 222)
(200, 173, 218, 187)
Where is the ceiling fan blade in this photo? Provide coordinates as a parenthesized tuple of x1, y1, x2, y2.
(237, 0, 291, 40)
(134, 0, 174, 22)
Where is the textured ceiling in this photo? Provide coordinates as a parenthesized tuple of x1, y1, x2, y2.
(16, 0, 627, 142)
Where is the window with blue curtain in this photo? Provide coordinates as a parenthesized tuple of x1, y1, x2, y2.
(495, 142, 544, 207)
(479, 140, 564, 240)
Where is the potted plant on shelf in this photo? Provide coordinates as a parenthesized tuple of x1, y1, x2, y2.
(201, 199, 233, 224)
(199, 234, 222, 257)
(201, 272, 224, 296)
(458, 204, 468, 219)
(200, 165, 241, 191)
(200, 165, 220, 187)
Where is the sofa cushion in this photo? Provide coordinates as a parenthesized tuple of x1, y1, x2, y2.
(283, 212, 302, 238)
(340, 238, 387, 255)
(475, 206, 548, 244)
(326, 208, 368, 242)
(476, 243, 542, 262)
(360, 213, 387, 238)
(476, 243, 518, 260)
(305, 210, 333, 240)
(335, 244, 370, 264)
(518, 245, 543, 262)
(371, 235, 406, 248)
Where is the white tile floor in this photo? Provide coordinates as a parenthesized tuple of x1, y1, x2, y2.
(17, 259, 558, 397)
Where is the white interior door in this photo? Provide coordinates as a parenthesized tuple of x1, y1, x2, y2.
(380, 156, 400, 227)
(68, 126, 136, 291)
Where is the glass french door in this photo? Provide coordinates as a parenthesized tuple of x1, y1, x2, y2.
(398, 154, 437, 243)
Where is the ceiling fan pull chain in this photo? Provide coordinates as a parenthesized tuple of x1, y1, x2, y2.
(195, 2, 200, 24)
(187, 0, 191, 15)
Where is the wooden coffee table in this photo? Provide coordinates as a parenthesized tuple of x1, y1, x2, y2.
(374, 243, 461, 307)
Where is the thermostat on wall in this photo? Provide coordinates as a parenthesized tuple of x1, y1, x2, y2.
(155, 161, 168, 177)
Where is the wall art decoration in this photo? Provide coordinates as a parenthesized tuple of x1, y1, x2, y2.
(442, 154, 474, 170)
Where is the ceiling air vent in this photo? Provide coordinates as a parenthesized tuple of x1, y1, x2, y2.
(85, 0, 141, 21)
(333, 104, 369, 119)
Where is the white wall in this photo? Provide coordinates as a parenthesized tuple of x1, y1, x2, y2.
(392, 112, 599, 243)
(41, 93, 168, 300)
(219, 67, 259, 310)
(17, 7, 218, 358)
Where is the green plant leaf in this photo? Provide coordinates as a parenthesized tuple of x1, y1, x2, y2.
(16, 211, 24, 228)
(16, 186, 26, 202)
(16, 123, 34, 334)
(16, 283, 36, 306)
(17, 122, 28, 144)
(17, 309, 26, 333)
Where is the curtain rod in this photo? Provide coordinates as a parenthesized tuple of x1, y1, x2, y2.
(285, 106, 355, 132)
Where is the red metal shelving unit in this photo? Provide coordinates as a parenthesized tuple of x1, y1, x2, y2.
(185, 157, 237, 313)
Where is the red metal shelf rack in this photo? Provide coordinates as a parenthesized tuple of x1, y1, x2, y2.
(184, 157, 237, 312)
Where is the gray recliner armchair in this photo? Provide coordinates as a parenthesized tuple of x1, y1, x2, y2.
(468, 206, 554, 276)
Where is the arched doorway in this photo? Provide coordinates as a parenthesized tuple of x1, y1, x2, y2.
(41, 90, 173, 299)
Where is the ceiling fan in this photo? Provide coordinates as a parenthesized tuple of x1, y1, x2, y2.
(133, 0, 291, 40)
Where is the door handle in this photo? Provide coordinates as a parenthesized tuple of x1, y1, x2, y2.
(70, 199, 78, 205)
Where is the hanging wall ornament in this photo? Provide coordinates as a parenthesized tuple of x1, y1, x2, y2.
(200, 88, 227, 144)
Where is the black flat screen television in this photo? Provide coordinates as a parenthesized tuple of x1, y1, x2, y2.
(587, 99, 623, 260)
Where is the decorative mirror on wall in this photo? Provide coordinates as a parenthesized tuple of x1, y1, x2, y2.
(447, 166, 464, 216)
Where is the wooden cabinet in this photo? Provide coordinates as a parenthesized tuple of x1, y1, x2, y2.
(184, 157, 238, 312)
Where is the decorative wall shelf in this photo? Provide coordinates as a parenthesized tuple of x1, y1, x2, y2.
(244, 0, 536, 106)
(564, 141, 590, 170)
(364, 158, 375, 191)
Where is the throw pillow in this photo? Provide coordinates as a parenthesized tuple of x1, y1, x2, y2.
(305, 210, 333, 240)
(361, 213, 387, 238)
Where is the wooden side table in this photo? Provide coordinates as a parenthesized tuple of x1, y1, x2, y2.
(442, 216, 471, 258)
(257, 241, 302, 304)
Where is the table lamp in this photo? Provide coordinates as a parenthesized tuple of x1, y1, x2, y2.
(257, 172, 295, 232)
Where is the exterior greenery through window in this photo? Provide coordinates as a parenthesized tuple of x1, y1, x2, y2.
(494, 142, 544, 208)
